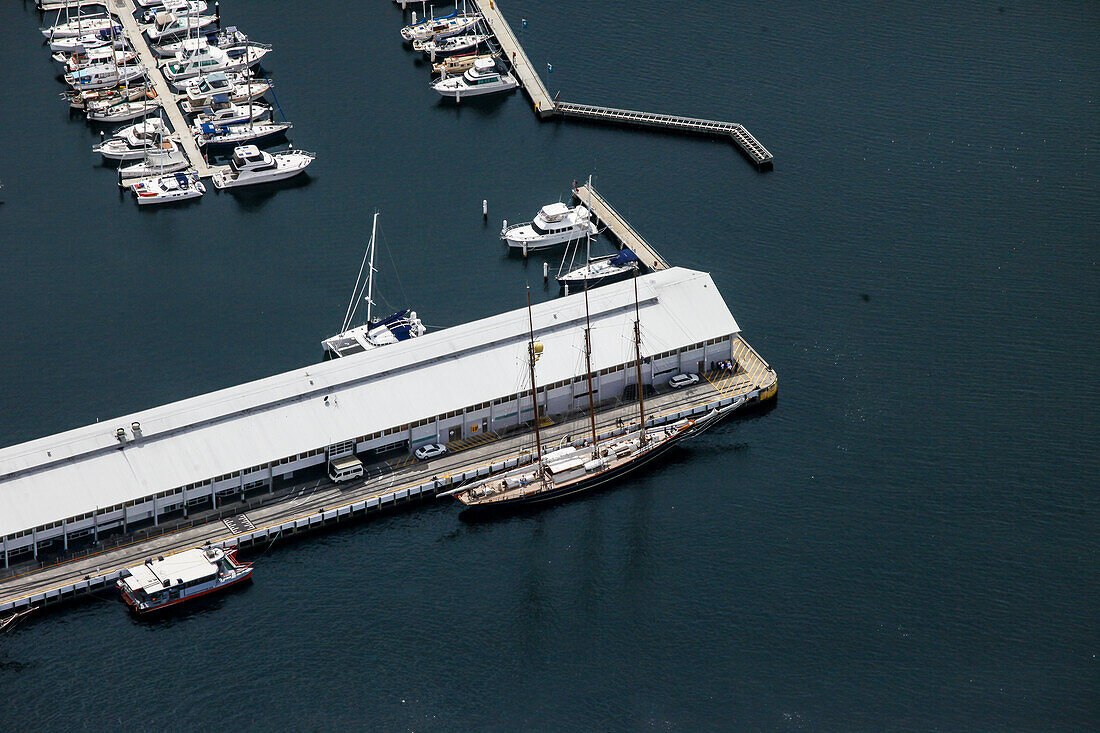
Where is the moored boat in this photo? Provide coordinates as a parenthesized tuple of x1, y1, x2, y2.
(413, 33, 490, 57)
(557, 248, 641, 289)
(179, 71, 271, 112)
(153, 25, 249, 57)
(65, 62, 146, 91)
(432, 50, 499, 76)
(145, 12, 218, 42)
(41, 13, 114, 40)
(49, 26, 125, 54)
(117, 545, 252, 614)
(211, 144, 314, 189)
(87, 96, 161, 123)
(130, 169, 206, 204)
(117, 146, 189, 182)
(190, 96, 272, 126)
(163, 43, 271, 88)
(192, 120, 291, 147)
(401, 11, 480, 42)
(432, 57, 517, 98)
(93, 117, 172, 160)
(501, 202, 596, 251)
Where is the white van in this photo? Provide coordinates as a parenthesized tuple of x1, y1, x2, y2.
(327, 455, 364, 483)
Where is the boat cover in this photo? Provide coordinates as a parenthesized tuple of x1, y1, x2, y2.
(610, 248, 639, 266)
(210, 93, 230, 104)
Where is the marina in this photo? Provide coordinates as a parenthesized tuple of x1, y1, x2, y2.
(573, 182, 670, 271)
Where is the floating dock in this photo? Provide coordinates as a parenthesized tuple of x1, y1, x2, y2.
(110, 0, 220, 177)
(468, 0, 773, 167)
(573, 183, 669, 271)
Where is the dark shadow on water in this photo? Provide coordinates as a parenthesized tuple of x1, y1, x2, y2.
(434, 90, 518, 118)
(126, 580, 254, 628)
(220, 173, 315, 213)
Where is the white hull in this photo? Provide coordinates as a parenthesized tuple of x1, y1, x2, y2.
(211, 150, 315, 189)
(87, 100, 160, 122)
(504, 222, 596, 250)
(433, 74, 517, 98)
(164, 47, 270, 88)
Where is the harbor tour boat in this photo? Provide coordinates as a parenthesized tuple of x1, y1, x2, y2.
(501, 202, 596, 251)
(130, 169, 206, 205)
(432, 57, 517, 98)
(211, 144, 315, 189)
(321, 213, 426, 359)
(117, 545, 253, 614)
(400, 11, 481, 42)
(441, 276, 727, 514)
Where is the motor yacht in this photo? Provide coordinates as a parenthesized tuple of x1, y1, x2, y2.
(432, 57, 516, 98)
(66, 63, 146, 91)
(145, 13, 218, 42)
(131, 170, 206, 205)
(118, 147, 189, 182)
(179, 71, 270, 112)
(211, 144, 315, 189)
(93, 117, 171, 160)
(138, 0, 207, 24)
(190, 97, 272, 126)
(55, 46, 136, 71)
(153, 25, 249, 57)
(502, 203, 597, 251)
(163, 43, 271, 87)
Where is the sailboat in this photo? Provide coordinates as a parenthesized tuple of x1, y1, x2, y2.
(556, 177, 640, 289)
(444, 273, 728, 513)
(320, 213, 427, 359)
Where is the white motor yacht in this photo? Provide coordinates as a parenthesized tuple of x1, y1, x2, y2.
(190, 97, 272, 126)
(163, 43, 271, 87)
(87, 97, 161, 123)
(432, 57, 517, 98)
(118, 147, 189, 182)
(66, 63, 146, 91)
(138, 0, 207, 24)
(179, 71, 270, 112)
(93, 118, 171, 160)
(57, 47, 137, 72)
(131, 170, 206, 205)
(153, 26, 248, 57)
(145, 13, 218, 42)
(502, 203, 597, 251)
(211, 145, 315, 189)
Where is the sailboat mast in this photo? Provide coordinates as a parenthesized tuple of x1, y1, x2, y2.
(632, 270, 648, 447)
(527, 288, 544, 467)
(365, 212, 379, 324)
(583, 279, 598, 454)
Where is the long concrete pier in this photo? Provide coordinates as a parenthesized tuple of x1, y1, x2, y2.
(468, 0, 773, 167)
(0, 368, 775, 613)
(109, 0, 220, 177)
(573, 183, 669, 271)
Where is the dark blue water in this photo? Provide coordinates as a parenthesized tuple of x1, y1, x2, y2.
(1, 1, 1097, 729)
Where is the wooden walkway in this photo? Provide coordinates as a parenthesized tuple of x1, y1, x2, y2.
(110, 0, 218, 177)
(573, 183, 669, 271)
(471, 0, 554, 117)
(556, 102, 773, 167)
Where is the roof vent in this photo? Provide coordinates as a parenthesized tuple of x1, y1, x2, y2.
(131, 421, 142, 438)
(116, 428, 127, 443)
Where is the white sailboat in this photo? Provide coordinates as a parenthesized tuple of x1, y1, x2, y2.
(321, 213, 426, 359)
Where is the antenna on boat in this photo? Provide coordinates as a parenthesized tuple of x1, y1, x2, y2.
(632, 268, 648, 447)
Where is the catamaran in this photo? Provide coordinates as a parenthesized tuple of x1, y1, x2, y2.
(431, 57, 517, 98)
(501, 202, 597, 251)
(443, 275, 727, 513)
(130, 169, 206, 205)
(117, 545, 253, 614)
(211, 144, 315, 189)
(321, 213, 426, 359)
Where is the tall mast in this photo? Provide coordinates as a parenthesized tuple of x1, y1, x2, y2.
(527, 288, 544, 467)
(632, 270, 647, 446)
(365, 212, 379, 324)
(582, 273, 598, 455)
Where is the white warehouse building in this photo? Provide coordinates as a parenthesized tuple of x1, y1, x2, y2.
(0, 268, 759, 565)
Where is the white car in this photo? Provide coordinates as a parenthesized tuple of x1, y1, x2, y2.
(668, 373, 700, 389)
(415, 443, 447, 461)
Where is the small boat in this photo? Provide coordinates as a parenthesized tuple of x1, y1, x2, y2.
(66, 63, 146, 91)
(432, 57, 517, 98)
(190, 96, 272, 126)
(432, 50, 499, 76)
(211, 144, 315, 189)
(41, 13, 114, 40)
(153, 25, 248, 57)
(400, 11, 480, 42)
(93, 117, 170, 160)
(65, 80, 151, 110)
(501, 203, 597, 251)
(145, 12, 218, 42)
(557, 248, 641, 289)
(48, 26, 125, 54)
(413, 33, 490, 57)
(138, 0, 207, 24)
(163, 43, 271, 87)
(117, 545, 252, 614)
(131, 169, 206, 205)
(118, 146, 189, 182)
(178, 71, 271, 112)
(87, 96, 160, 123)
(321, 213, 427, 359)
(192, 120, 291, 147)
(54, 46, 136, 70)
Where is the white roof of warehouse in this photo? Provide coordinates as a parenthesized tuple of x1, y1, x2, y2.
(0, 268, 739, 537)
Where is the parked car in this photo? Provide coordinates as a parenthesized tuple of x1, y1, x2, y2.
(415, 443, 447, 461)
(668, 372, 700, 389)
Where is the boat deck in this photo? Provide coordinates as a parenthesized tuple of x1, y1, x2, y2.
(573, 183, 669, 271)
(0, 359, 775, 613)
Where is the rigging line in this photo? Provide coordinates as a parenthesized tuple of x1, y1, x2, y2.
(341, 231, 373, 333)
(377, 224, 411, 307)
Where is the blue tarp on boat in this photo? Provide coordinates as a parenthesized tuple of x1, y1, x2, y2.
(609, 248, 639, 266)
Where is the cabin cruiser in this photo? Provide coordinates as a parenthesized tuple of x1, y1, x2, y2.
(118, 147, 189, 182)
(145, 13, 218, 42)
(49, 26, 125, 54)
(321, 213, 427, 359)
(163, 43, 271, 87)
(131, 170, 206, 205)
(557, 248, 640, 289)
(66, 63, 146, 91)
(87, 97, 160, 123)
(432, 57, 516, 98)
(432, 51, 499, 76)
(413, 33, 490, 57)
(192, 120, 291, 147)
(502, 203, 597, 251)
(55, 47, 137, 71)
(138, 0, 207, 24)
(153, 25, 249, 57)
(211, 144, 315, 189)
(179, 71, 270, 112)
(41, 14, 115, 40)
(400, 11, 480, 42)
(65, 81, 152, 111)
(117, 546, 252, 614)
(93, 117, 171, 160)
(190, 97, 272, 126)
